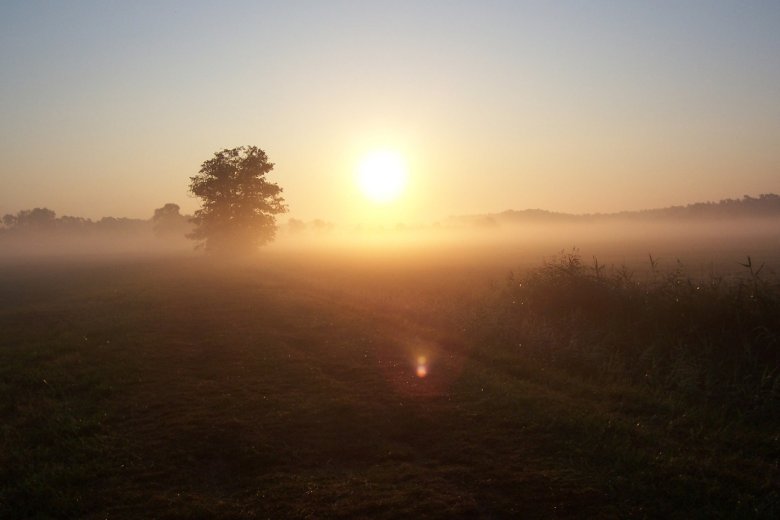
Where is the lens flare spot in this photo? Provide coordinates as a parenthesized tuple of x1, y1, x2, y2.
(416, 356, 428, 378)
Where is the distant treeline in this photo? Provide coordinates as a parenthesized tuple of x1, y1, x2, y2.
(0, 205, 334, 240)
(0, 204, 192, 239)
(3, 194, 779, 238)
(450, 193, 780, 227)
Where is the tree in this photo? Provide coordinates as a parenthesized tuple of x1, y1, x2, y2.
(152, 203, 190, 238)
(3, 208, 56, 230)
(2, 214, 16, 228)
(287, 217, 307, 234)
(188, 146, 287, 253)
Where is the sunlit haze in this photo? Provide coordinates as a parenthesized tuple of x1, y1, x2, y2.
(1, 1, 779, 224)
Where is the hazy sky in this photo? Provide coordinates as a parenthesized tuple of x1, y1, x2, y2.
(1, 1, 779, 224)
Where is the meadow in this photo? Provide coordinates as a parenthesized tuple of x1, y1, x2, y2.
(1, 231, 778, 518)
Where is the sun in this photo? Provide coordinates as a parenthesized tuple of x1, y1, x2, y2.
(357, 150, 408, 203)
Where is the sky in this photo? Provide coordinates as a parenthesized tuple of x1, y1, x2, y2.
(1, 1, 779, 225)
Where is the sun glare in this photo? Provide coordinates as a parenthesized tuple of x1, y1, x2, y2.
(357, 150, 408, 203)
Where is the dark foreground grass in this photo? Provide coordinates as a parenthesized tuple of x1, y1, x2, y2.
(0, 255, 777, 518)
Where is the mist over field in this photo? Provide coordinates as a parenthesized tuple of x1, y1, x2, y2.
(279, 216, 780, 272)
(3, 199, 780, 279)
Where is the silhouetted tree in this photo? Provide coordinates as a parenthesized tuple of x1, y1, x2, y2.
(310, 219, 334, 233)
(3, 208, 56, 230)
(95, 216, 148, 235)
(287, 218, 307, 234)
(152, 203, 190, 238)
(188, 146, 287, 253)
(2, 214, 16, 228)
(58, 215, 92, 231)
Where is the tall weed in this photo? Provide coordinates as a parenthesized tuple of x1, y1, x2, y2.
(479, 250, 779, 421)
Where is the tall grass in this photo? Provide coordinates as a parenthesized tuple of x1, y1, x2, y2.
(476, 250, 779, 422)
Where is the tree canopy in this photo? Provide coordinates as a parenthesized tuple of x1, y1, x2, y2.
(152, 203, 191, 239)
(2, 207, 56, 229)
(188, 146, 287, 253)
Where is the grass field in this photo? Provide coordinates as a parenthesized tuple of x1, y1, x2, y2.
(1, 250, 778, 518)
